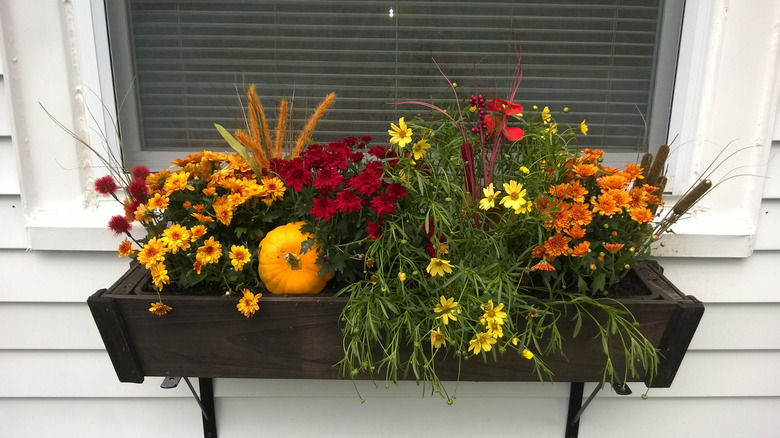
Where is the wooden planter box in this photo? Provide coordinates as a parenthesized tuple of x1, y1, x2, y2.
(88, 260, 703, 386)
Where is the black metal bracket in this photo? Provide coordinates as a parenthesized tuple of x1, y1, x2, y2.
(161, 377, 217, 438)
(565, 382, 631, 438)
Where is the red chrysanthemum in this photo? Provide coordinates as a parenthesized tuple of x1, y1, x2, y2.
(368, 145, 388, 159)
(369, 193, 397, 216)
(386, 183, 408, 200)
(313, 167, 344, 190)
(334, 190, 364, 214)
(131, 165, 151, 180)
(360, 135, 373, 143)
(94, 175, 118, 195)
(310, 197, 338, 221)
(366, 219, 384, 240)
(108, 215, 132, 236)
(349, 171, 383, 196)
(128, 178, 148, 202)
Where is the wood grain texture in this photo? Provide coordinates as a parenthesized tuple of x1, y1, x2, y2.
(88, 261, 702, 386)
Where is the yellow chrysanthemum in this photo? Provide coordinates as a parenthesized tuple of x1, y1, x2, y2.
(426, 257, 454, 277)
(519, 166, 530, 174)
(229, 245, 251, 271)
(147, 193, 170, 210)
(161, 224, 191, 254)
(580, 120, 588, 135)
(137, 237, 166, 268)
(236, 289, 261, 318)
(388, 117, 413, 147)
(412, 139, 431, 160)
(398, 272, 407, 282)
(499, 180, 527, 211)
(433, 296, 459, 325)
(150, 262, 170, 290)
(261, 176, 286, 202)
(149, 301, 172, 316)
(190, 225, 207, 241)
(522, 349, 534, 360)
(164, 171, 194, 194)
(196, 237, 222, 265)
(479, 183, 501, 211)
(468, 332, 497, 355)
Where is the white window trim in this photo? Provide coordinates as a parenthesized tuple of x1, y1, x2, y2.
(4, 0, 778, 256)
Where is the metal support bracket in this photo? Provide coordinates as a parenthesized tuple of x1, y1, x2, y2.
(565, 382, 631, 438)
(161, 377, 218, 438)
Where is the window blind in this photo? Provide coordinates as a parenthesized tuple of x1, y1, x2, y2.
(107, 0, 678, 163)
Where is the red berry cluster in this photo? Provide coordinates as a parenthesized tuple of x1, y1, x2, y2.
(469, 94, 489, 140)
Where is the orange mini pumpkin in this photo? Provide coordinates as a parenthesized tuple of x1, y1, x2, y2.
(258, 222, 333, 294)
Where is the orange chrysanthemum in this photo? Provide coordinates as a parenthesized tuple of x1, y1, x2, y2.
(531, 260, 556, 271)
(581, 148, 605, 162)
(603, 243, 625, 252)
(597, 174, 629, 191)
(630, 207, 655, 224)
(569, 202, 593, 227)
(543, 233, 572, 258)
(571, 241, 591, 257)
(566, 225, 587, 239)
(117, 239, 134, 257)
(573, 163, 599, 178)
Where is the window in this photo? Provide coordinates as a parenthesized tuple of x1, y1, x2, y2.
(105, 0, 683, 168)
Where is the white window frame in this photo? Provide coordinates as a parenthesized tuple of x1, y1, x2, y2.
(4, 0, 777, 257)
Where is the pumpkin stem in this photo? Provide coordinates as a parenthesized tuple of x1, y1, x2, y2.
(284, 252, 303, 270)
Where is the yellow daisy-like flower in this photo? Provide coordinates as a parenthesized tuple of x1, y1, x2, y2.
(161, 224, 191, 254)
(430, 329, 446, 349)
(485, 320, 504, 339)
(412, 139, 431, 160)
(541, 106, 551, 124)
(522, 348, 534, 360)
(196, 236, 222, 265)
(433, 296, 459, 325)
(580, 120, 588, 135)
(479, 183, 501, 211)
(481, 300, 507, 326)
(117, 239, 134, 258)
(149, 301, 172, 316)
(514, 200, 533, 215)
(499, 180, 527, 211)
(468, 332, 497, 355)
(137, 237, 166, 268)
(426, 257, 454, 277)
(388, 117, 413, 147)
(229, 245, 251, 271)
(236, 289, 261, 318)
(150, 262, 170, 290)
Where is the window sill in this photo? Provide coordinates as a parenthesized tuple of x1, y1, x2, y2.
(25, 204, 136, 251)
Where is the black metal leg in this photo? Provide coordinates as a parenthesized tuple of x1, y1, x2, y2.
(198, 378, 218, 438)
(565, 382, 584, 438)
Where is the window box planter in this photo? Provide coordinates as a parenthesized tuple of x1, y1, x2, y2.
(88, 260, 703, 387)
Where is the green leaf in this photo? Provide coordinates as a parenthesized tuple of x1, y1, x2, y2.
(572, 311, 583, 338)
(215, 123, 262, 178)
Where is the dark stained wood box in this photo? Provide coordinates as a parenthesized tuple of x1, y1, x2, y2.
(88, 261, 703, 387)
